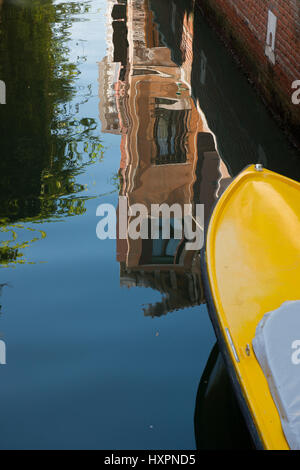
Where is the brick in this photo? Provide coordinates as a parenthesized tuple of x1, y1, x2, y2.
(197, 0, 300, 145)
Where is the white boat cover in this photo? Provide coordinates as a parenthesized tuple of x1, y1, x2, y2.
(252, 301, 300, 450)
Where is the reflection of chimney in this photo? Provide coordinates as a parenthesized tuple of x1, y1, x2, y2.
(98, 57, 121, 134)
(98, 1, 129, 134)
(119, 265, 204, 316)
(112, 1, 128, 81)
(112, 21, 128, 65)
(112, 3, 127, 20)
(143, 271, 203, 317)
(143, 297, 169, 317)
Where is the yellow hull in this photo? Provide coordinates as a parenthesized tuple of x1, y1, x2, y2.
(204, 164, 300, 450)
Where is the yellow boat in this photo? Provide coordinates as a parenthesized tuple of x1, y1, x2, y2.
(202, 164, 300, 450)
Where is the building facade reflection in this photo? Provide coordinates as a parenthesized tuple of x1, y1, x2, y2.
(100, 0, 231, 317)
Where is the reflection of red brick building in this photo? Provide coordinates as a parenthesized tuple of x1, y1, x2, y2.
(100, 0, 230, 315)
(117, 1, 202, 270)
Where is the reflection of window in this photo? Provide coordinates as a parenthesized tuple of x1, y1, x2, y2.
(151, 238, 180, 264)
(153, 99, 188, 165)
(140, 219, 182, 265)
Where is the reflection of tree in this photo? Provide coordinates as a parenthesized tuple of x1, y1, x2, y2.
(110, 170, 124, 193)
(0, 224, 46, 267)
(0, 0, 104, 265)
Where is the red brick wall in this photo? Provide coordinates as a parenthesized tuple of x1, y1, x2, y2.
(198, 0, 300, 143)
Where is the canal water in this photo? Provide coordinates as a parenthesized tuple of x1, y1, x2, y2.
(0, 0, 298, 450)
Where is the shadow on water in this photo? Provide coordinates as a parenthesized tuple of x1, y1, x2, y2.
(194, 343, 254, 450)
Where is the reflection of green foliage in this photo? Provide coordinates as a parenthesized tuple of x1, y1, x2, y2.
(0, 247, 19, 264)
(0, 0, 103, 222)
(111, 171, 124, 193)
(0, 0, 104, 266)
(0, 223, 47, 267)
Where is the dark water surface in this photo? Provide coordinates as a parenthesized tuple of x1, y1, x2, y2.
(0, 0, 298, 450)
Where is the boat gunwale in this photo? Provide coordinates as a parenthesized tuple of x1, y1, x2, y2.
(199, 164, 297, 450)
(200, 242, 264, 450)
